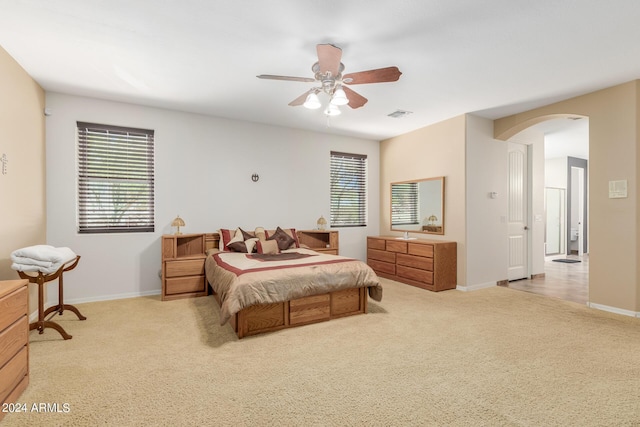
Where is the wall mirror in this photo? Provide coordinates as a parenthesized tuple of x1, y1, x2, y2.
(391, 176, 445, 235)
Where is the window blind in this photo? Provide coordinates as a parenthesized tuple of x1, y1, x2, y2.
(77, 122, 155, 233)
(330, 151, 367, 227)
(391, 182, 419, 225)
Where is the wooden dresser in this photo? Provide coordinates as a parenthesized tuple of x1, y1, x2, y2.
(367, 236, 457, 291)
(0, 279, 29, 421)
(161, 233, 219, 301)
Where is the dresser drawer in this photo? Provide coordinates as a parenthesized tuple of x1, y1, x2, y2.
(0, 287, 27, 331)
(290, 294, 330, 325)
(385, 240, 408, 253)
(397, 265, 434, 285)
(397, 253, 434, 271)
(368, 259, 396, 275)
(0, 346, 28, 404)
(165, 276, 205, 295)
(368, 248, 396, 263)
(0, 317, 28, 369)
(165, 259, 205, 278)
(408, 243, 434, 258)
(367, 238, 386, 250)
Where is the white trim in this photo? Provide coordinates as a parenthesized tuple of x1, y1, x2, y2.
(588, 302, 639, 318)
(457, 281, 497, 292)
(30, 290, 162, 321)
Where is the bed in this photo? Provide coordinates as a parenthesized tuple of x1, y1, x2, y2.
(205, 227, 382, 338)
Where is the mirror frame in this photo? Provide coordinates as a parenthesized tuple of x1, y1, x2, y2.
(390, 176, 445, 235)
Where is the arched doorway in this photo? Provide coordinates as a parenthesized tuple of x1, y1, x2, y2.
(500, 114, 589, 304)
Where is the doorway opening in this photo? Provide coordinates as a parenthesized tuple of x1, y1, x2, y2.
(503, 116, 589, 304)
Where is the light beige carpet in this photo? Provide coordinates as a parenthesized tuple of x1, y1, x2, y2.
(3, 279, 640, 426)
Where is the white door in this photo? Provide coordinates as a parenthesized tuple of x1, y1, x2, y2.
(508, 142, 528, 281)
(572, 168, 584, 256)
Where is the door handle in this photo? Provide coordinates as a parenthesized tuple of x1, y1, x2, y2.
(524, 226, 529, 230)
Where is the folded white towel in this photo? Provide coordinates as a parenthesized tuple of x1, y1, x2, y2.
(11, 262, 63, 275)
(11, 256, 53, 268)
(11, 245, 76, 264)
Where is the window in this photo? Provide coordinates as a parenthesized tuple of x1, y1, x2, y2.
(77, 122, 155, 233)
(391, 182, 419, 225)
(330, 151, 367, 227)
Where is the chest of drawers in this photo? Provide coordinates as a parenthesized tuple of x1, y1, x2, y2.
(367, 236, 457, 291)
(0, 280, 29, 421)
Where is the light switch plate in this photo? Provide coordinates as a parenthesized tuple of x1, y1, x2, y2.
(609, 180, 627, 198)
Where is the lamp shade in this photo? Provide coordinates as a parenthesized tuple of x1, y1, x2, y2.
(317, 215, 327, 230)
(303, 92, 321, 109)
(171, 215, 185, 234)
(324, 104, 341, 116)
(330, 87, 349, 106)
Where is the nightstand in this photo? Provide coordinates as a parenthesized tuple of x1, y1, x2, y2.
(297, 230, 339, 255)
(161, 234, 208, 301)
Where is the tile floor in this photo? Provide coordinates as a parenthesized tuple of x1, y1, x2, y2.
(501, 254, 588, 305)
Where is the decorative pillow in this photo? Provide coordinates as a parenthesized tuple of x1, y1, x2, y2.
(226, 228, 259, 253)
(218, 228, 237, 251)
(256, 239, 279, 254)
(266, 227, 297, 251)
(264, 227, 300, 250)
(228, 237, 259, 253)
(240, 228, 255, 240)
(254, 227, 266, 242)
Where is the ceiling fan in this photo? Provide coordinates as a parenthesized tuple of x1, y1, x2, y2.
(257, 43, 402, 116)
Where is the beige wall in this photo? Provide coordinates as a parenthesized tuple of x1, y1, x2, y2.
(495, 81, 639, 312)
(380, 115, 467, 285)
(0, 45, 46, 310)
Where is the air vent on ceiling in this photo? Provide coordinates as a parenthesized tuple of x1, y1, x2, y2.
(387, 109, 413, 118)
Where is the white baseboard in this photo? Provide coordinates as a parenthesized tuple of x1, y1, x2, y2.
(456, 281, 497, 292)
(588, 302, 640, 318)
(29, 290, 162, 321)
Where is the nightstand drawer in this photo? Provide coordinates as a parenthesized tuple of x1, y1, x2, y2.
(165, 276, 205, 295)
(165, 259, 205, 278)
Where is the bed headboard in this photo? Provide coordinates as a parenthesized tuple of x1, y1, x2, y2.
(205, 233, 220, 252)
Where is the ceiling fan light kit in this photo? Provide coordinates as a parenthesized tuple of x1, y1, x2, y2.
(257, 43, 402, 117)
(303, 92, 322, 109)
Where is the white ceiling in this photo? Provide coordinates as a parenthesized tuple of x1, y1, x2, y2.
(1, 1, 639, 141)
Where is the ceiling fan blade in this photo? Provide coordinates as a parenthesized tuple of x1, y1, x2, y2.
(316, 44, 342, 76)
(343, 66, 402, 84)
(257, 74, 316, 83)
(343, 86, 368, 109)
(288, 89, 315, 106)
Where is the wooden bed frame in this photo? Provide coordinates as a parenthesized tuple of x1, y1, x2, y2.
(204, 231, 370, 338)
(211, 285, 368, 339)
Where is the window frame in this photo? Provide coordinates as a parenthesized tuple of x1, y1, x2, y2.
(77, 121, 155, 234)
(330, 151, 367, 228)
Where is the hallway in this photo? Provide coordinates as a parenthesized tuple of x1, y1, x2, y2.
(501, 255, 588, 305)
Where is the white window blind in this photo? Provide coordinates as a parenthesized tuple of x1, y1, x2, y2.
(391, 182, 419, 225)
(77, 122, 155, 233)
(330, 151, 367, 227)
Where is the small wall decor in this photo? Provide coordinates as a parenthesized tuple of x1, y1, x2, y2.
(1, 153, 7, 175)
(251, 173, 260, 182)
